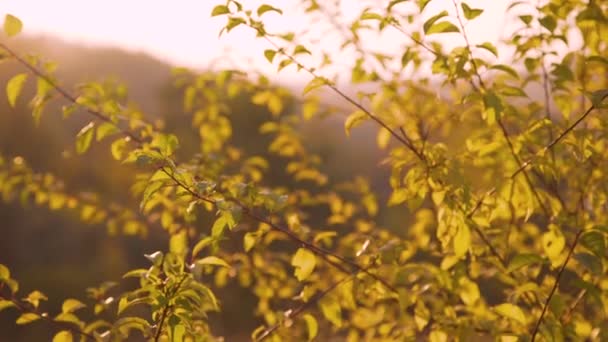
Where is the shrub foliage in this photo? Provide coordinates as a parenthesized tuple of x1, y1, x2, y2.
(1, 0, 608, 341)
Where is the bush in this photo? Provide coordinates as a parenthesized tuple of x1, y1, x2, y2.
(1, 1, 607, 341)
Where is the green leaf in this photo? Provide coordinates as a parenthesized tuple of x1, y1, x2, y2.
(573, 253, 603, 275)
(388, 0, 408, 11)
(539, 15, 557, 32)
(423, 11, 448, 33)
(360, 12, 384, 21)
(587, 89, 608, 109)
(111, 138, 128, 160)
(96, 122, 119, 141)
(476, 42, 498, 57)
(257, 4, 282, 16)
(294, 45, 311, 55)
(211, 5, 230, 16)
(519, 15, 533, 25)
(62, 299, 86, 314)
(0, 300, 16, 313)
(482, 91, 503, 125)
(507, 253, 544, 273)
(263, 49, 276, 63)
(291, 248, 316, 281)
(4, 14, 23, 37)
(344, 110, 368, 137)
(426, 21, 459, 35)
(6, 73, 28, 108)
(225, 17, 246, 32)
(192, 237, 214, 259)
(243, 233, 257, 252)
(580, 231, 606, 258)
(490, 64, 519, 78)
(494, 303, 527, 325)
(418, 0, 432, 12)
(453, 224, 471, 258)
(461, 3, 483, 20)
(25, 290, 48, 308)
(499, 86, 527, 97)
(76, 122, 95, 154)
(195, 256, 230, 268)
(0, 264, 9, 280)
(303, 77, 329, 95)
(16, 313, 40, 325)
(52, 330, 73, 342)
(542, 227, 565, 262)
(114, 317, 151, 334)
(319, 296, 342, 327)
(377, 127, 391, 149)
(303, 314, 318, 341)
(169, 230, 188, 256)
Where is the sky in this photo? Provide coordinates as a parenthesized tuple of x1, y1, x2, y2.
(1, 0, 513, 81)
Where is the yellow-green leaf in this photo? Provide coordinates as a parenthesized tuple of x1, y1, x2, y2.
(0, 300, 16, 312)
(303, 77, 329, 95)
(169, 230, 188, 256)
(291, 248, 316, 281)
(344, 110, 367, 137)
(211, 5, 230, 16)
(542, 226, 565, 262)
(507, 253, 544, 273)
(426, 21, 459, 35)
(76, 122, 95, 154)
(461, 3, 483, 20)
(62, 299, 86, 314)
(4, 14, 23, 37)
(16, 313, 40, 325)
(0, 264, 9, 280)
(192, 237, 214, 259)
(377, 127, 391, 149)
(303, 314, 318, 341)
(6, 73, 28, 108)
(263, 49, 276, 63)
(257, 4, 283, 16)
(453, 224, 471, 258)
(53, 330, 73, 342)
(494, 303, 527, 325)
(319, 296, 342, 327)
(195, 256, 230, 268)
(96, 122, 119, 141)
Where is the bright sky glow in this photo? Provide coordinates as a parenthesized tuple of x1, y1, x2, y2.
(1, 0, 513, 81)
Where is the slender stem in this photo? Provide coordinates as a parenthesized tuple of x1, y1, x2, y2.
(0, 42, 143, 144)
(0, 292, 97, 341)
(530, 228, 584, 341)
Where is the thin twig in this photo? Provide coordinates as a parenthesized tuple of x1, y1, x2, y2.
(530, 228, 584, 341)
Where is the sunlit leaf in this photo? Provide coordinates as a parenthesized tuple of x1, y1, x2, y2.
(507, 253, 544, 273)
(291, 248, 316, 281)
(257, 4, 283, 16)
(75, 122, 95, 154)
(52, 330, 73, 342)
(461, 3, 483, 20)
(303, 314, 318, 341)
(579, 231, 606, 258)
(16, 313, 40, 325)
(453, 224, 471, 258)
(62, 299, 86, 314)
(494, 303, 527, 325)
(195, 256, 230, 268)
(6, 73, 28, 108)
(4, 14, 23, 37)
(319, 296, 342, 327)
(344, 110, 368, 137)
(211, 5, 230, 16)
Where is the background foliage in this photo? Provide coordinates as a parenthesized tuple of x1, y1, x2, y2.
(1, 0, 608, 341)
